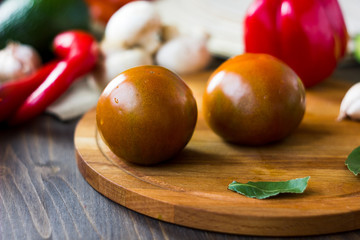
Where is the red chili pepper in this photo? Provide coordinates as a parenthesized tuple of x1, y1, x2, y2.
(9, 30, 99, 125)
(0, 61, 58, 122)
(244, 0, 348, 87)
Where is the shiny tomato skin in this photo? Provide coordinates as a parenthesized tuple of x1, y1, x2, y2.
(96, 65, 197, 165)
(203, 53, 305, 145)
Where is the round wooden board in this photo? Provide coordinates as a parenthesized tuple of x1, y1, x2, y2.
(74, 72, 360, 236)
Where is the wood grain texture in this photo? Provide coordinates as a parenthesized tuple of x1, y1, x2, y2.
(2, 66, 360, 240)
(0, 115, 245, 240)
(75, 70, 360, 237)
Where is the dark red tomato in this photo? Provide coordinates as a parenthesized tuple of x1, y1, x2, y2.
(96, 65, 197, 165)
(203, 53, 306, 145)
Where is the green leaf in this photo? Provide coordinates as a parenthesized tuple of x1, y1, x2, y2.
(228, 176, 310, 199)
(345, 146, 360, 175)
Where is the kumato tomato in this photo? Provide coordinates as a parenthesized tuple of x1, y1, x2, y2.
(203, 53, 305, 145)
(96, 65, 197, 165)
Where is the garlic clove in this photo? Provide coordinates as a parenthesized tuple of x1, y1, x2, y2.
(338, 82, 360, 121)
(155, 36, 211, 75)
(0, 42, 42, 82)
(346, 99, 360, 120)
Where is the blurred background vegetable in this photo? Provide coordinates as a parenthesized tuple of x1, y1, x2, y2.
(96, 0, 212, 86)
(244, 0, 348, 88)
(1, 0, 359, 125)
(101, 1, 161, 53)
(154, 0, 359, 63)
(155, 34, 211, 75)
(0, 42, 41, 82)
(0, 61, 58, 123)
(0, 0, 91, 61)
(1, 31, 99, 125)
(85, 0, 138, 24)
(355, 35, 360, 63)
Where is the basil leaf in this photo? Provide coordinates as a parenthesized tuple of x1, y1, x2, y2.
(345, 146, 360, 175)
(228, 176, 310, 199)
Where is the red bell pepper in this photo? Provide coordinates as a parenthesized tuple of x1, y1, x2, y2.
(244, 0, 348, 87)
(8, 30, 99, 125)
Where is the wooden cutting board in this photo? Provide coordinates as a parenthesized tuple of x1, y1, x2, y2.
(74, 72, 360, 236)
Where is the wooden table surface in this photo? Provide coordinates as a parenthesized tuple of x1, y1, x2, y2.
(1, 63, 360, 240)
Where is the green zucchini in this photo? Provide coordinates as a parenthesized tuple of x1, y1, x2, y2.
(0, 0, 91, 60)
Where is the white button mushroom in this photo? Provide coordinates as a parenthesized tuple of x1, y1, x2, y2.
(161, 25, 180, 42)
(102, 1, 162, 54)
(104, 48, 153, 83)
(155, 35, 211, 75)
(100, 0, 212, 79)
(137, 31, 161, 54)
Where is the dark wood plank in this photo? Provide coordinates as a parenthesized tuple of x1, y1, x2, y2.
(0, 116, 252, 239)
